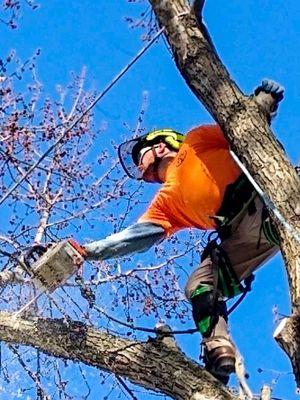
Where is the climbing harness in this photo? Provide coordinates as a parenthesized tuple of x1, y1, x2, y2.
(191, 237, 255, 337)
(213, 174, 257, 239)
(229, 150, 300, 245)
(190, 175, 259, 336)
(214, 173, 280, 246)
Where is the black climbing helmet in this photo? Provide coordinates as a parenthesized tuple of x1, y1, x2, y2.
(118, 129, 185, 180)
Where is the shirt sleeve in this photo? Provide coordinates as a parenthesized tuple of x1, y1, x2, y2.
(138, 190, 175, 235)
(83, 222, 166, 260)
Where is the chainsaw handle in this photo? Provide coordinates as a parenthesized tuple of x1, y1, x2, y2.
(68, 239, 87, 258)
(23, 244, 48, 269)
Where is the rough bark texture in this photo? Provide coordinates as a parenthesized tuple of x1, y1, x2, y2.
(274, 316, 300, 390)
(0, 1, 299, 398)
(148, 0, 300, 387)
(0, 311, 237, 400)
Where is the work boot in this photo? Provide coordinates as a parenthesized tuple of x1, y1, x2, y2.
(202, 337, 236, 385)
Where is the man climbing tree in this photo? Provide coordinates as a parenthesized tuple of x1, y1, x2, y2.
(73, 79, 285, 384)
(1, 0, 299, 397)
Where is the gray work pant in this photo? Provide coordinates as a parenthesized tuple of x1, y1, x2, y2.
(185, 196, 278, 352)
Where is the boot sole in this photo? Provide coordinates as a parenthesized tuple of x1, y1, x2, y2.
(215, 356, 235, 375)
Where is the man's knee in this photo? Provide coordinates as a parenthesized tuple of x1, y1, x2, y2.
(185, 256, 214, 300)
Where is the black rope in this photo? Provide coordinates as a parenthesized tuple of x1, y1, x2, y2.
(227, 274, 255, 315)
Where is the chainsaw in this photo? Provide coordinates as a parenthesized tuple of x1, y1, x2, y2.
(14, 240, 86, 317)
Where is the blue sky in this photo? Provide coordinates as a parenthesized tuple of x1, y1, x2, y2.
(1, 0, 299, 399)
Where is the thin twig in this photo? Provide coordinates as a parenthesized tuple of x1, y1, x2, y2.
(9, 345, 50, 399)
(94, 304, 197, 335)
(116, 375, 138, 400)
(0, 27, 165, 207)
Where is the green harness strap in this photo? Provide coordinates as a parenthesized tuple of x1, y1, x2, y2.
(215, 173, 280, 246)
(261, 208, 280, 246)
(201, 239, 244, 299)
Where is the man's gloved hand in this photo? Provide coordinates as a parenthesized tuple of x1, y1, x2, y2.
(253, 79, 284, 121)
(254, 79, 284, 103)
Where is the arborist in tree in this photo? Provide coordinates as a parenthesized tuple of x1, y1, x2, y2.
(80, 79, 284, 384)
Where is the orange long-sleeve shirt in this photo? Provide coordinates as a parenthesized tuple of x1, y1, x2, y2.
(138, 125, 241, 235)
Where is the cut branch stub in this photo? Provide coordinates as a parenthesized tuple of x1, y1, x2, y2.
(274, 316, 300, 389)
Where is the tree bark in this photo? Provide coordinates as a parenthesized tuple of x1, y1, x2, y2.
(0, 311, 237, 400)
(274, 316, 300, 391)
(148, 0, 300, 387)
(1, 1, 299, 398)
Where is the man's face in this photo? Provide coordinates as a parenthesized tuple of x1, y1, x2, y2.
(137, 142, 177, 183)
(137, 145, 159, 183)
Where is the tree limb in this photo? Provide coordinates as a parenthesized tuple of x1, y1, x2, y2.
(0, 311, 238, 400)
(0, 267, 25, 286)
(274, 317, 300, 390)
(148, 0, 300, 387)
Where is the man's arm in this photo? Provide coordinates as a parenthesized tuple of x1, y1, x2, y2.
(83, 222, 166, 260)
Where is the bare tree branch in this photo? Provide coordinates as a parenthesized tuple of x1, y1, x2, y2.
(1, 1, 298, 397)
(0, 311, 237, 400)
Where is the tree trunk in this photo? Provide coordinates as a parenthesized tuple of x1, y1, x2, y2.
(0, 311, 237, 400)
(148, 0, 300, 387)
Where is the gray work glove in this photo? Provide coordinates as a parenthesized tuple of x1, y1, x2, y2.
(254, 79, 284, 120)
